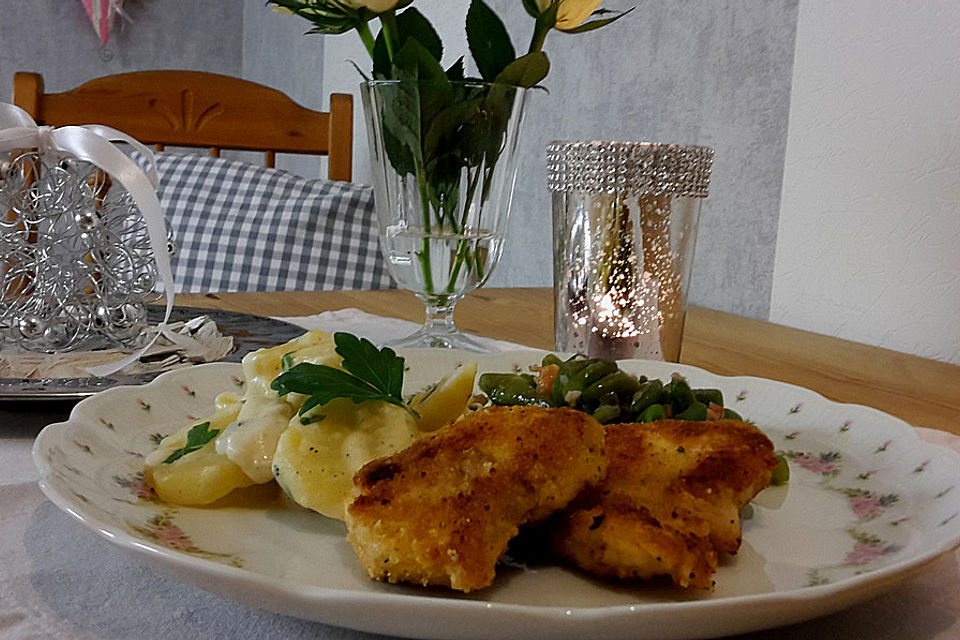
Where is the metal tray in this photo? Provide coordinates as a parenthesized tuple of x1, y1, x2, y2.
(0, 306, 303, 401)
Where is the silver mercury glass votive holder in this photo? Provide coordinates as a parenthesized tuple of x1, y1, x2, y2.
(547, 141, 713, 362)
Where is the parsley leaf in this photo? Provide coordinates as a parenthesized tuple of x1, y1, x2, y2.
(162, 422, 219, 464)
(335, 333, 404, 399)
(270, 332, 409, 416)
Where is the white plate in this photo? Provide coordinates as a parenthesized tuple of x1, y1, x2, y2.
(33, 350, 960, 639)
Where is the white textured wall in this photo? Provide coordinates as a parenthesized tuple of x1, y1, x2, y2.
(0, 1, 242, 102)
(771, 1, 960, 364)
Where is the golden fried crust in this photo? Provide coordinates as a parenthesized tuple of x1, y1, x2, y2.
(551, 497, 718, 589)
(608, 419, 777, 552)
(345, 406, 607, 592)
(551, 419, 777, 589)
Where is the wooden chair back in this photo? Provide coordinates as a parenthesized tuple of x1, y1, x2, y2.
(13, 70, 353, 181)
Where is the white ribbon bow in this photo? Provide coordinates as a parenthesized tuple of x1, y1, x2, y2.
(0, 102, 175, 376)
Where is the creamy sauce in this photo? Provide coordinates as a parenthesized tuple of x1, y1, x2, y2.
(214, 330, 340, 483)
(216, 404, 292, 483)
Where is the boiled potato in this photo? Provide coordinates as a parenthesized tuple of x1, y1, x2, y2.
(407, 360, 477, 432)
(144, 392, 254, 505)
(272, 398, 419, 520)
(216, 329, 341, 483)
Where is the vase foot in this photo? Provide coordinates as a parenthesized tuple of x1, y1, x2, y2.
(386, 326, 495, 352)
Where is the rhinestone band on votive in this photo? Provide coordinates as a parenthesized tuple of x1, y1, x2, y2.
(546, 141, 713, 197)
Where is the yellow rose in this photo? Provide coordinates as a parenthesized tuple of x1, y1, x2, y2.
(534, 0, 603, 30)
(350, 0, 402, 12)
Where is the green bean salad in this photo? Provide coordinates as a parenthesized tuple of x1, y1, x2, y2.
(478, 353, 745, 426)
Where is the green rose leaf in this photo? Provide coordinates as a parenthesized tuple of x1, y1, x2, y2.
(392, 38, 448, 84)
(466, 0, 517, 82)
(392, 38, 454, 132)
(381, 123, 416, 176)
(521, 0, 541, 19)
(379, 75, 422, 171)
(494, 51, 550, 88)
(372, 6, 444, 79)
(446, 57, 466, 82)
(460, 87, 514, 166)
(372, 30, 392, 79)
(268, 0, 362, 35)
(396, 7, 443, 63)
(423, 98, 480, 161)
(379, 38, 450, 174)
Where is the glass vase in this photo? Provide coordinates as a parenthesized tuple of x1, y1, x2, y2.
(361, 80, 529, 351)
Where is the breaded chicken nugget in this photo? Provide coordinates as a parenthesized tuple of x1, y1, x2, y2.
(551, 419, 777, 589)
(345, 406, 607, 592)
(550, 493, 719, 589)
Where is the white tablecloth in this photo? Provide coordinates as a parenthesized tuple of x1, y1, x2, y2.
(3, 310, 960, 640)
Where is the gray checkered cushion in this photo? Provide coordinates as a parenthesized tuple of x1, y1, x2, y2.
(151, 153, 394, 293)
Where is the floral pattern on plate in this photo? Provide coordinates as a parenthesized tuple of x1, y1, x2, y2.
(778, 448, 905, 585)
(126, 511, 243, 567)
(32, 354, 960, 640)
(113, 471, 160, 503)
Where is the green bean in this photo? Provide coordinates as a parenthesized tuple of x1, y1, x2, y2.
(630, 379, 664, 415)
(571, 360, 619, 391)
(558, 356, 594, 378)
(693, 388, 724, 408)
(551, 357, 596, 405)
(541, 353, 564, 367)
(664, 376, 696, 414)
(582, 371, 643, 405)
(478, 373, 551, 407)
(591, 404, 621, 424)
(558, 359, 618, 407)
(639, 403, 666, 422)
(676, 400, 708, 421)
(770, 454, 790, 486)
(722, 408, 743, 421)
(596, 391, 619, 407)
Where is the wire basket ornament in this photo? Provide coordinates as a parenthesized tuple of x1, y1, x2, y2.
(0, 150, 163, 352)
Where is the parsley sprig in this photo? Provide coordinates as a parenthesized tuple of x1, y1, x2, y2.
(162, 422, 219, 464)
(270, 332, 411, 417)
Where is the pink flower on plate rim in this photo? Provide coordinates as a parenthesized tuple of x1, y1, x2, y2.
(849, 495, 885, 520)
(793, 452, 840, 475)
(126, 475, 156, 500)
(152, 524, 195, 551)
(845, 542, 896, 565)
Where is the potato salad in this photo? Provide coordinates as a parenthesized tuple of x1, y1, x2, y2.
(143, 330, 477, 520)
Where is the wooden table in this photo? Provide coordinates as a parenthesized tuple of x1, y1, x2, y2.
(177, 287, 960, 435)
(5, 287, 958, 640)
